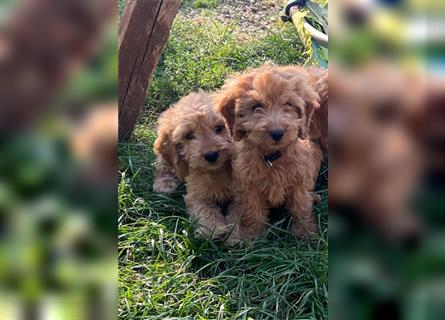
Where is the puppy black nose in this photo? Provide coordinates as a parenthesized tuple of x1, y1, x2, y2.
(269, 129, 284, 141)
(204, 151, 219, 163)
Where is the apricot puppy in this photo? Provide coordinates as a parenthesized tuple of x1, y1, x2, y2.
(153, 91, 236, 238)
(216, 64, 325, 239)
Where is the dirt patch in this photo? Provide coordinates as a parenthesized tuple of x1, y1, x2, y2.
(180, 0, 285, 41)
(119, 1, 286, 41)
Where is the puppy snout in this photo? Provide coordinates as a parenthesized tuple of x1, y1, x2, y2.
(269, 129, 284, 142)
(204, 151, 219, 163)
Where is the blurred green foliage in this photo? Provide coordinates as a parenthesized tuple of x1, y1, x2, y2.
(0, 20, 117, 319)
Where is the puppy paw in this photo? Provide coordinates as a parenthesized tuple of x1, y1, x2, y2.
(224, 231, 243, 246)
(290, 219, 318, 239)
(239, 223, 267, 240)
(153, 176, 179, 193)
(223, 221, 242, 246)
(195, 224, 227, 240)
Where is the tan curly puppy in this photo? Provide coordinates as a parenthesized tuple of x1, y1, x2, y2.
(153, 91, 236, 238)
(216, 64, 325, 239)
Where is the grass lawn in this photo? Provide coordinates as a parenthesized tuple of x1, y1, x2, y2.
(118, 2, 328, 319)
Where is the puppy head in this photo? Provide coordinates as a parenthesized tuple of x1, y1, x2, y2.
(329, 65, 424, 160)
(154, 91, 232, 179)
(215, 65, 320, 153)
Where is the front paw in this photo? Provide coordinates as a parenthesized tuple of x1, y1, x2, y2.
(153, 176, 178, 193)
(194, 215, 230, 239)
(290, 218, 317, 238)
(240, 223, 267, 240)
(224, 227, 242, 246)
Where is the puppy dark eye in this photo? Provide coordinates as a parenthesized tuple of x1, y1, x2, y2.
(251, 103, 262, 112)
(214, 125, 225, 134)
(185, 132, 195, 140)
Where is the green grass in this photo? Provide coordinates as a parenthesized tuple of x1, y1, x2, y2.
(144, 15, 308, 118)
(192, 0, 220, 9)
(119, 10, 327, 320)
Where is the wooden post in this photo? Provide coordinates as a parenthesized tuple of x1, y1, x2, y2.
(118, 0, 181, 141)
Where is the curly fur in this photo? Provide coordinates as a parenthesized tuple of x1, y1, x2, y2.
(216, 64, 324, 239)
(153, 91, 237, 238)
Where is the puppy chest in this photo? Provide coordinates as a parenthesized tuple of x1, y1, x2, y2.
(207, 185, 232, 203)
(188, 176, 232, 203)
(256, 170, 295, 206)
(260, 183, 288, 207)
(234, 154, 299, 206)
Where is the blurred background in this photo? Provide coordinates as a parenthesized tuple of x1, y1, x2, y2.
(329, 0, 445, 319)
(0, 0, 117, 319)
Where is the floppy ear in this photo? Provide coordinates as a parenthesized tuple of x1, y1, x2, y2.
(215, 93, 237, 139)
(170, 143, 189, 181)
(216, 73, 256, 141)
(154, 132, 189, 181)
(294, 82, 321, 140)
(154, 121, 189, 181)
